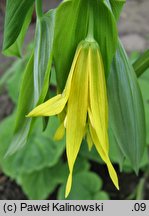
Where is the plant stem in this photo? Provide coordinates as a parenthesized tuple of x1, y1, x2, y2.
(126, 167, 149, 200)
(86, 4, 94, 42)
(136, 168, 149, 199)
(136, 177, 145, 200)
(133, 49, 149, 77)
(36, 0, 43, 19)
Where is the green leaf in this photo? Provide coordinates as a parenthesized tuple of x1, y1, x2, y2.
(58, 172, 103, 200)
(3, 0, 34, 56)
(0, 115, 64, 174)
(138, 69, 149, 145)
(34, 10, 55, 104)
(108, 41, 146, 172)
(54, 0, 118, 91)
(18, 163, 64, 200)
(3, 117, 65, 177)
(0, 115, 102, 200)
(133, 50, 149, 77)
(5, 54, 34, 156)
(93, 0, 118, 77)
(0, 115, 15, 167)
(0, 115, 90, 200)
(0, 115, 65, 199)
(6, 58, 29, 103)
(109, 129, 125, 171)
(0, 44, 33, 95)
(0, 59, 23, 94)
(54, 157, 91, 184)
(93, 191, 110, 200)
(106, 0, 126, 21)
(53, 0, 88, 91)
(122, 147, 149, 173)
(6, 10, 55, 155)
(19, 158, 90, 200)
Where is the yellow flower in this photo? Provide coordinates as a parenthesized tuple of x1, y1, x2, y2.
(27, 40, 119, 197)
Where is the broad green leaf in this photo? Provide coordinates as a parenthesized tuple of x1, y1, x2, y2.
(109, 129, 125, 171)
(93, 0, 118, 77)
(54, 0, 118, 91)
(6, 58, 29, 103)
(54, 157, 91, 184)
(53, 0, 88, 91)
(0, 116, 89, 200)
(5, 54, 34, 156)
(106, 0, 126, 21)
(93, 191, 110, 200)
(108, 41, 146, 172)
(34, 10, 55, 104)
(0, 115, 65, 200)
(17, 163, 64, 200)
(0, 115, 15, 167)
(6, 67, 23, 103)
(133, 50, 149, 77)
(0, 59, 24, 94)
(0, 43, 33, 95)
(122, 147, 149, 173)
(139, 148, 149, 168)
(138, 69, 149, 145)
(19, 158, 89, 200)
(3, 0, 34, 56)
(58, 172, 103, 200)
(3, 117, 65, 177)
(6, 10, 55, 155)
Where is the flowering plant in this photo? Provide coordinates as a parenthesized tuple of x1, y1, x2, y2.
(1, 0, 148, 199)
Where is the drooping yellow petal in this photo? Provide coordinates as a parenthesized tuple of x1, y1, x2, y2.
(88, 109, 119, 190)
(27, 42, 83, 118)
(63, 43, 83, 97)
(53, 122, 65, 141)
(65, 173, 72, 198)
(88, 43, 109, 151)
(87, 42, 117, 187)
(27, 94, 67, 117)
(65, 44, 89, 197)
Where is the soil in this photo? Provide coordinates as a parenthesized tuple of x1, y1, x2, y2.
(0, 0, 149, 200)
(0, 164, 149, 200)
(0, 89, 14, 121)
(0, 172, 27, 200)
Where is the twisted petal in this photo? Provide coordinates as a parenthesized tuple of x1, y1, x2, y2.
(65, 46, 89, 197)
(27, 42, 83, 118)
(88, 42, 118, 189)
(88, 43, 109, 151)
(88, 110, 119, 190)
(27, 95, 67, 117)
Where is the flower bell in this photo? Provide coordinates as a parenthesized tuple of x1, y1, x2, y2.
(27, 39, 119, 197)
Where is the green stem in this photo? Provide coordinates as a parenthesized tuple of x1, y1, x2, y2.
(36, 0, 43, 19)
(126, 167, 149, 200)
(136, 168, 149, 199)
(136, 177, 145, 200)
(133, 49, 149, 77)
(86, 5, 94, 41)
